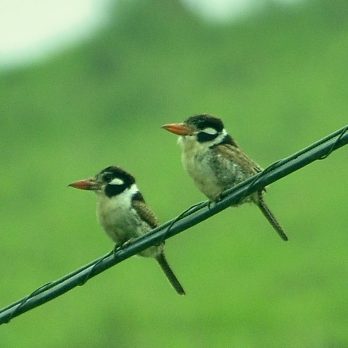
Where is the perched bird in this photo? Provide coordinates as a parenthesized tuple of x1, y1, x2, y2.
(69, 166, 185, 295)
(162, 114, 288, 241)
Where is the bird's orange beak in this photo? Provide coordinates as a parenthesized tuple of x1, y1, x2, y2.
(161, 123, 193, 136)
(68, 178, 99, 190)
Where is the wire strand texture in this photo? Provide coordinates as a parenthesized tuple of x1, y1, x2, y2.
(0, 125, 347, 325)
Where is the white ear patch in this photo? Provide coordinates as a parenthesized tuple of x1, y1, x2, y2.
(202, 127, 218, 135)
(109, 178, 124, 185)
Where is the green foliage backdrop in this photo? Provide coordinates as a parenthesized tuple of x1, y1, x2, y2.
(1, 0, 347, 346)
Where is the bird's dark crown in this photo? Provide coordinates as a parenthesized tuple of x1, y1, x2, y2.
(185, 114, 224, 132)
(184, 114, 237, 145)
(98, 166, 136, 197)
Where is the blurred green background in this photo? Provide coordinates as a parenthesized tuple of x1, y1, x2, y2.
(1, 0, 347, 346)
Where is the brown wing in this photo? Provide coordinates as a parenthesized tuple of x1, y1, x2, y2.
(214, 143, 262, 175)
(132, 198, 159, 229)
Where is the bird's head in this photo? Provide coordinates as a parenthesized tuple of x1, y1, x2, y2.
(69, 166, 136, 198)
(162, 114, 235, 148)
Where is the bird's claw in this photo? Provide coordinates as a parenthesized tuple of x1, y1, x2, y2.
(113, 238, 136, 253)
(113, 244, 122, 253)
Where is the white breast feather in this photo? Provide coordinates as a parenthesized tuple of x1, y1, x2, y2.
(96, 184, 150, 244)
(178, 136, 222, 200)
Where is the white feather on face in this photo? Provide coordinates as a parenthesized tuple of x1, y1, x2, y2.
(109, 177, 124, 186)
(208, 128, 227, 146)
(201, 127, 218, 135)
(177, 128, 228, 150)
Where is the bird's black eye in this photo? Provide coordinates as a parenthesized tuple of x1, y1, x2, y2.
(102, 173, 114, 182)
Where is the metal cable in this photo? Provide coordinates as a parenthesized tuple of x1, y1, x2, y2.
(0, 125, 347, 325)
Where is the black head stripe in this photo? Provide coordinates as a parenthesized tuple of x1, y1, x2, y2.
(99, 166, 136, 198)
(219, 134, 237, 147)
(185, 114, 224, 132)
(105, 183, 128, 197)
(132, 191, 145, 203)
(197, 131, 219, 143)
(99, 166, 135, 185)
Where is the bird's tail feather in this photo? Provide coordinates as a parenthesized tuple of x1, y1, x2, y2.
(156, 253, 185, 295)
(256, 191, 288, 241)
